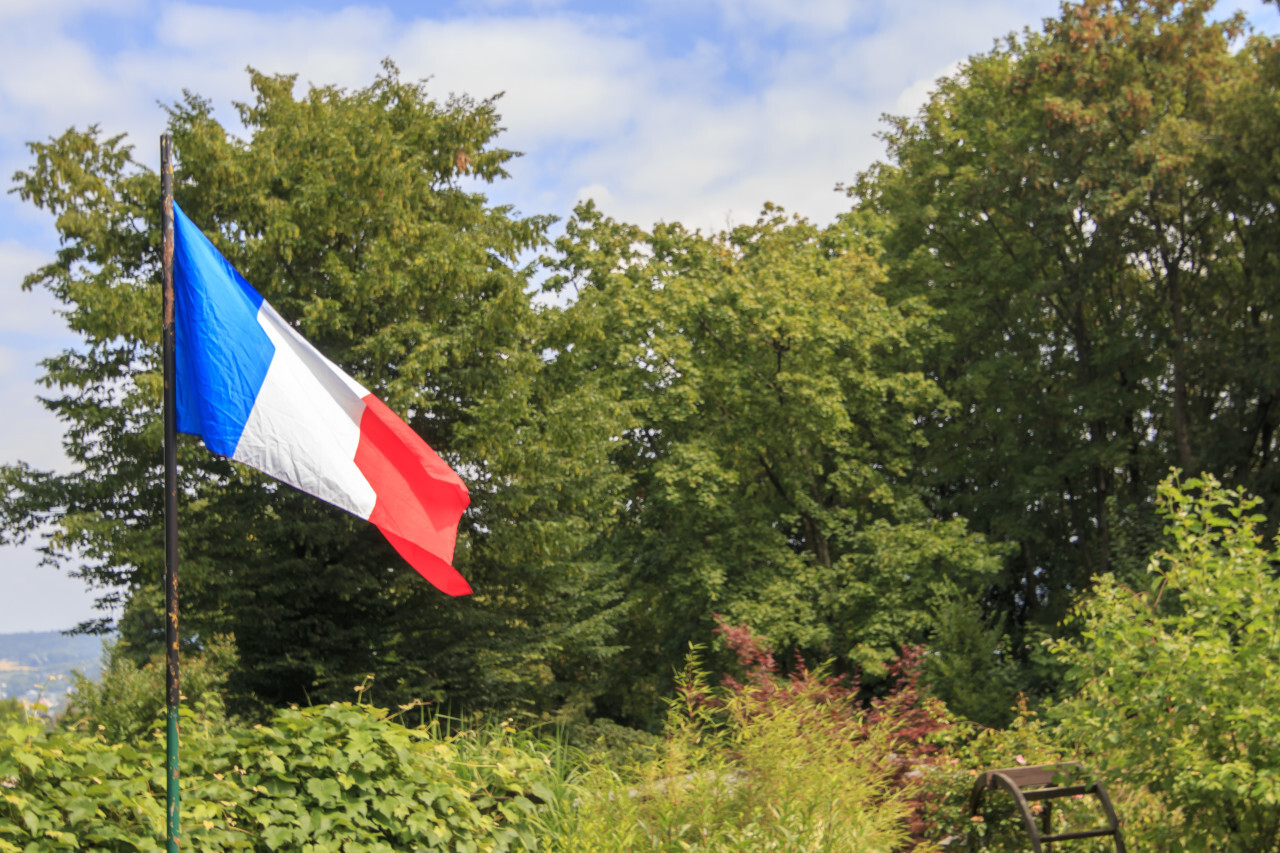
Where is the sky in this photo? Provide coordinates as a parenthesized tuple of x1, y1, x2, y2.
(2, 0, 1277, 634)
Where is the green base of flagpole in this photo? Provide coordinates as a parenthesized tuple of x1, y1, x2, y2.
(166, 705, 180, 851)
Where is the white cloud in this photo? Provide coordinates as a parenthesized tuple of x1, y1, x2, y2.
(0, 0, 1074, 234)
(0, 539, 102, 633)
(155, 2, 394, 78)
(0, 0, 143, 24)
(0, 241, 74, 475)
(0, 362, 71, 474)
(894, 60, 963, 117)
(703, 0, 868, 33)
(471, 0, 570, 10)
(574, 181, 615, 209)
(393, 16, 650, 145)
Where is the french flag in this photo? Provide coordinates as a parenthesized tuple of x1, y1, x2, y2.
(172, 203, 472, 596)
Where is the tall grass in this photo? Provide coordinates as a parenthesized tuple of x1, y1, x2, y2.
(538, 647, 914, 852)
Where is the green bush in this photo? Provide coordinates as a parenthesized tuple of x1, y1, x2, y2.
(923, 589, 1021, 729)
(0, 700, 27, 727)
(65, 635, 240, 743)
(1051, 473, 1280, 851)
(0, 702, 557, 851)
(541, 637, 916, 852)
(911, 700, 1132, 852)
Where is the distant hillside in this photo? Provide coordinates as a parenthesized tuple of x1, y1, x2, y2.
(0, 630, 105, 711)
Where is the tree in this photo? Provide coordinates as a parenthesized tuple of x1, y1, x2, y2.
(543, 202, 1006, 724)
(1, 63, 624, 716)
(1197, 27, 1280, 504)
(866, 0, 1270, 645)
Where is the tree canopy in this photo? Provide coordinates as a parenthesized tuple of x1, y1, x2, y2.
(1, 63, 622, 716)
(865, 0, 1280, 651)
(5, 0, 1280, 727)
(541, 203, 1005, 719)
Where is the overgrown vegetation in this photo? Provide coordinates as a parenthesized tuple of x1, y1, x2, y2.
(7, 0, 1280, 724)
(542, 634, 918, 851)
(64, 635, 240, 742)
(7, 474, 1280, 848)
(1051, 475, 1280, 850)
(1, 701, 558, 852)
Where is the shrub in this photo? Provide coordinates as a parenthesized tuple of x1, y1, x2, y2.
(542, 619, 963, 852)
(0, 700, 27, 727)
(922, 590, 1021, 728)
(0, 701, 557, 851)
(1050, 473, 1280, 851)
(909, 699, 1131, 852)
(543, 667, 912, 851)
(64, 635, 240, 742)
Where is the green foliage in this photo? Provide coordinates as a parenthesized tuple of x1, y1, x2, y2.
(555, 717, 660, 770)
(541, 643, 913, 852)
(64, 635, 239, 742)
(0, 702, 556, 851)
(867, 0, 1280, 661)
(11, 3, 1280, 785)
(922, 590, 1020, 728)
(2, 62, 624, 716)
(1051, 473, 1280, 850)
(545, 202, 1007, 724)
(910, 702, 1135, 853)
(0, 700, 27, 727)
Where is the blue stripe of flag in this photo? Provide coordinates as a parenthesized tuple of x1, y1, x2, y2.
(173, 202, 275, 458)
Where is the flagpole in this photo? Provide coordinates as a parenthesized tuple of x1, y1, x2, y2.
(160, 134, 181, 852)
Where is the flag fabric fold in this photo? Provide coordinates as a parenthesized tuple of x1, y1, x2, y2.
(172, 202, 472, 596)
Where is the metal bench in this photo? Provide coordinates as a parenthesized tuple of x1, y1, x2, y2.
(968, 762, 1126, 851)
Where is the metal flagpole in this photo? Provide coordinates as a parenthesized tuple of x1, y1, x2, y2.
(160, 134, 181, 852)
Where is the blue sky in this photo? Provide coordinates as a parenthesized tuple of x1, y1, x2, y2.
(2, 0, 1276, 633)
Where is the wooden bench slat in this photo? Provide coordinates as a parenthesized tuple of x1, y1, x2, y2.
(1041, 827, 1120, 842)
(979, 763, 1082, 788)
(1022, 783, 1094, 801)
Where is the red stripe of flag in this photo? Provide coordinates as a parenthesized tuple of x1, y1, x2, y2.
(354, 395, 472, 596)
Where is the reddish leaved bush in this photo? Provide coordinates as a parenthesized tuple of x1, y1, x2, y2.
(701, 615, 956, 848)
